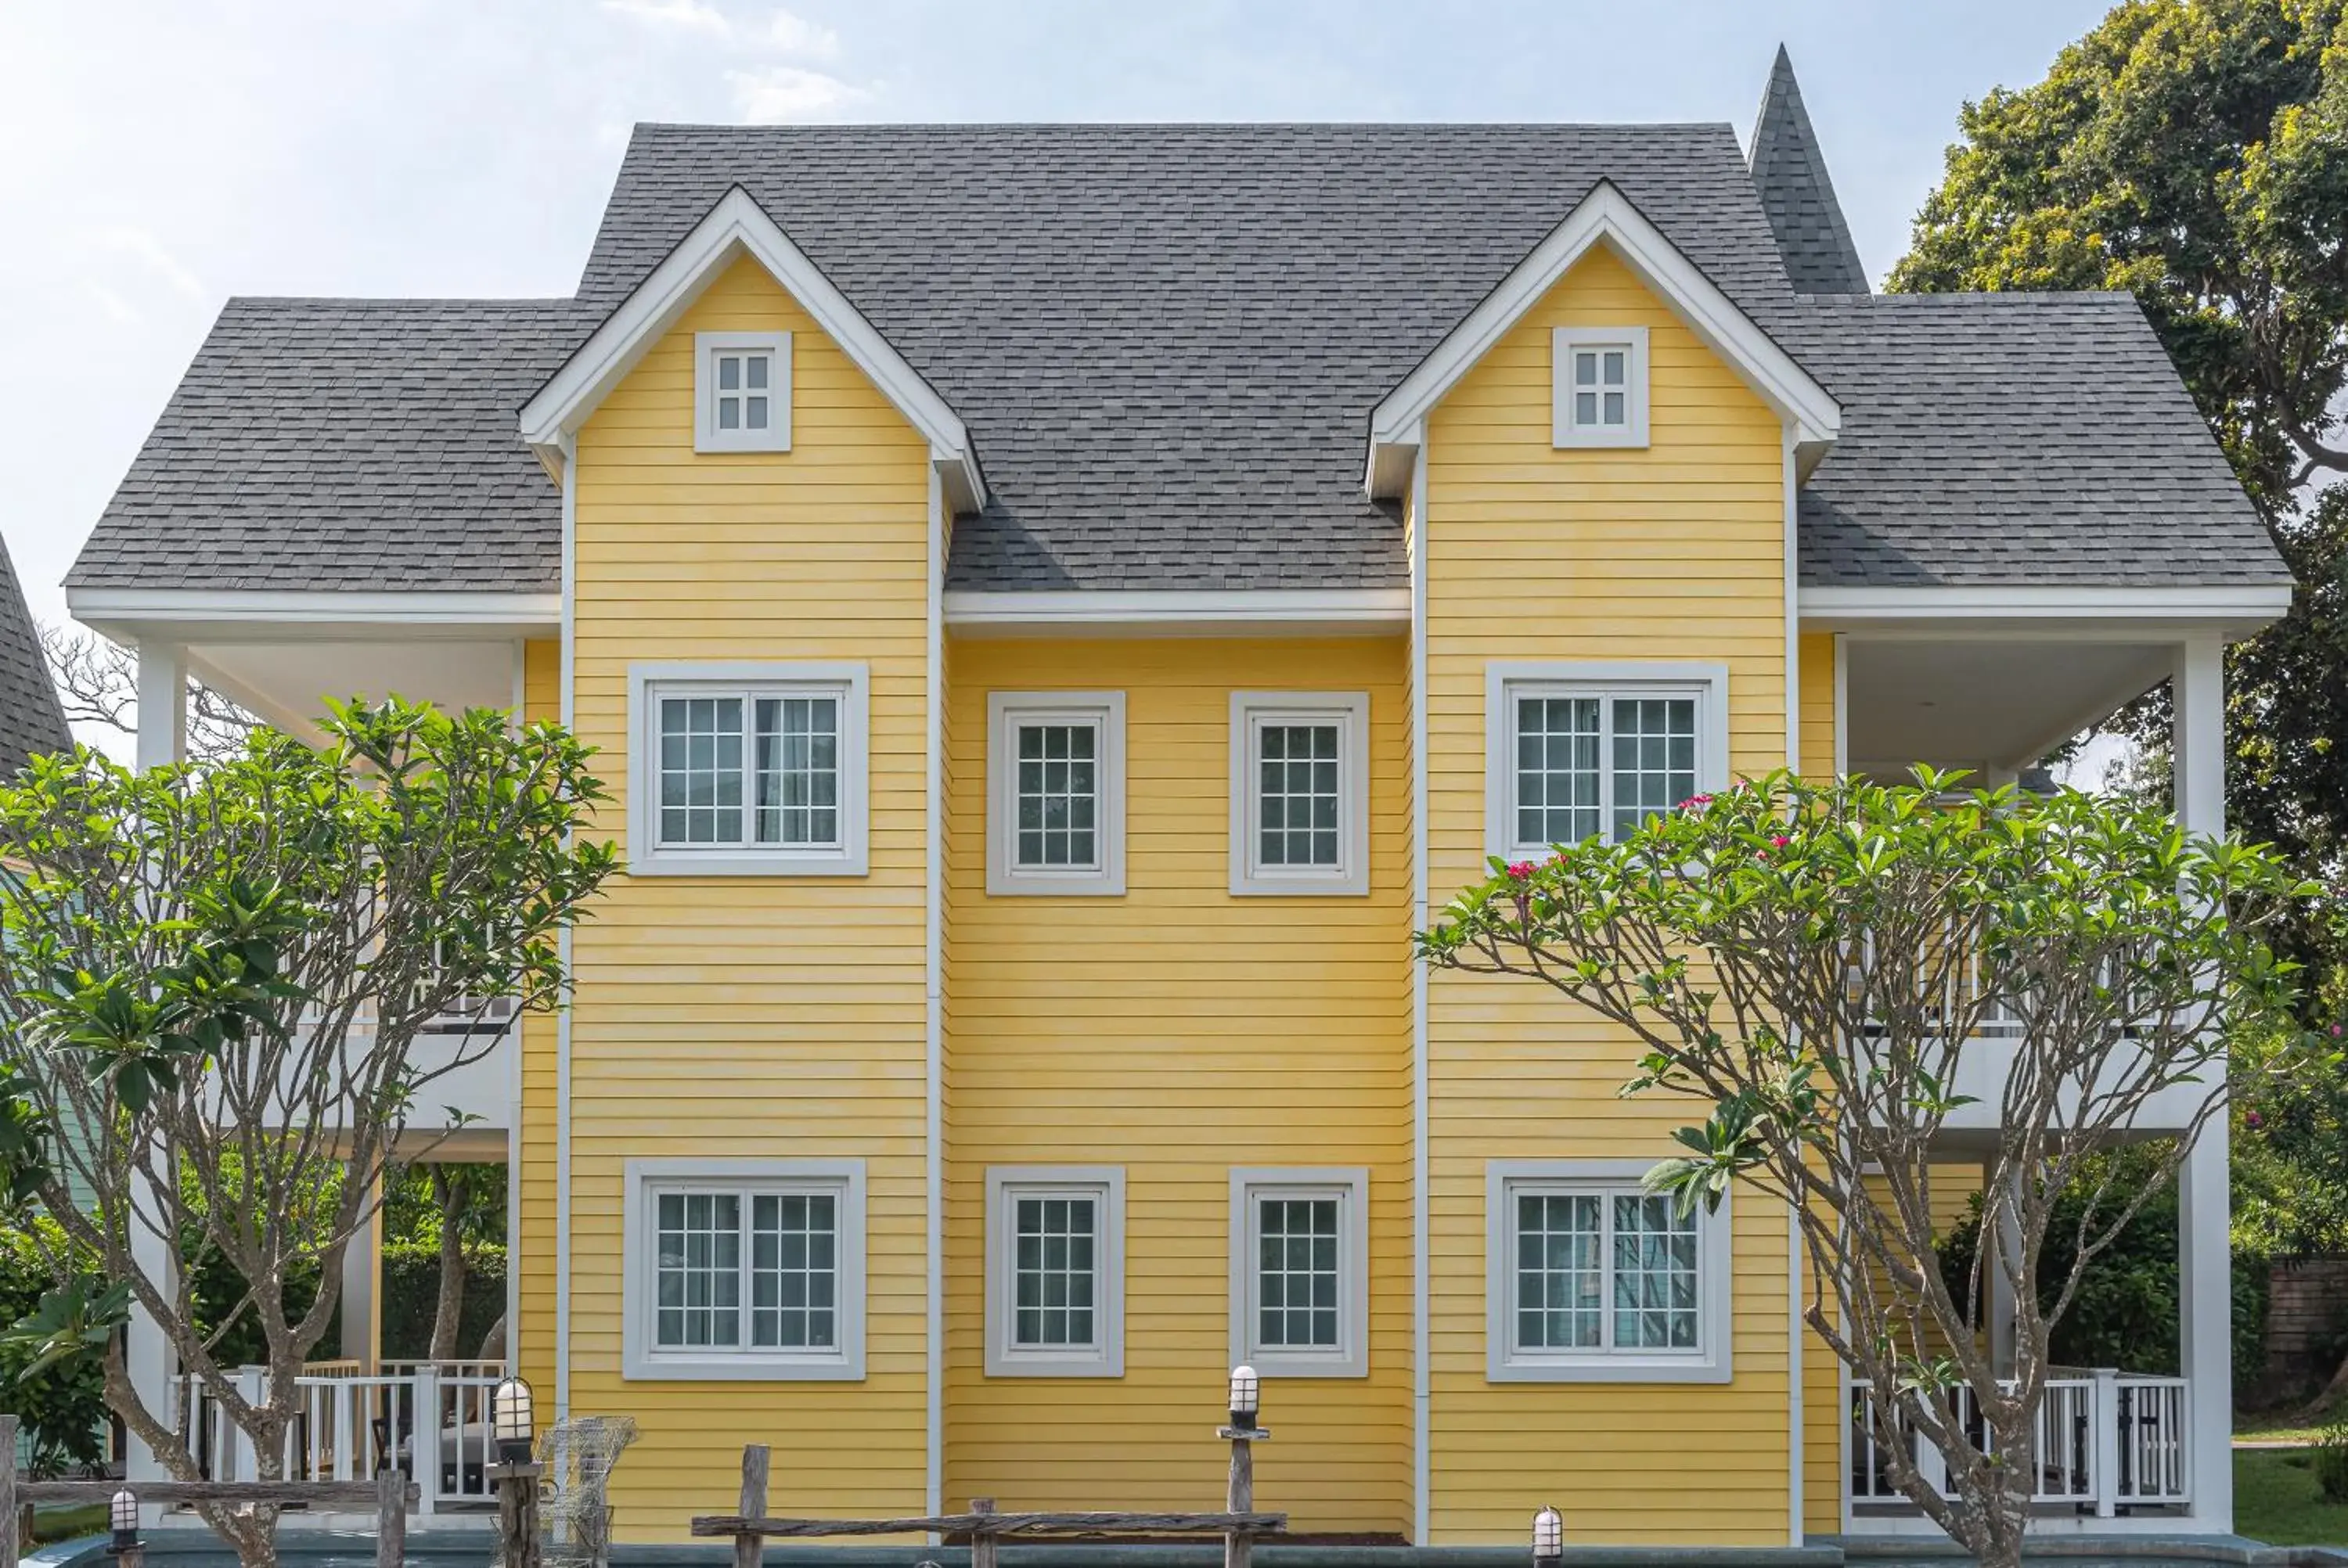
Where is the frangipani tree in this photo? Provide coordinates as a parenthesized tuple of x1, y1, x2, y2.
(1417, 771, 2314, 1568)
(0, 700, 615, 1568)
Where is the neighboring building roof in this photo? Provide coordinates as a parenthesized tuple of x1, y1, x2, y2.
(1748, 45, 1870, 296)
(0, 531, 71, 779)
(67, 61, 2289, 599)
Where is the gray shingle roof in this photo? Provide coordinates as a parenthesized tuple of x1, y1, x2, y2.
(70, 298, 585, 593)
(0, 531, 71, 780)
(1748, 45, 1869, 297)
(70, 108, 2285, 599)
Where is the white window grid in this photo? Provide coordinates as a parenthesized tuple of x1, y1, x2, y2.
(1569, 343, 1632, 430)
(695, 331, 791, 453)
(1012, 721, 1100, 870)
(985, 1167, 1125, 1377)
(1230, 692, 1370, 897)
(987, 693, 1125, 896)
(1229, 1167, 1369, 1378)
(1551, 325, 1650, 448)
(1485, 663, 1728, 865)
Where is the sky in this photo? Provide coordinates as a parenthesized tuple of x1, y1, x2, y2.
(0, 0, 2119, 645)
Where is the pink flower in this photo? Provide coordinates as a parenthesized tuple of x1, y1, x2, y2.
(1679, 793, 1716, 811)
(2245, 1109, 2265, 1131)
(2332, 1023, 2343, 1038)
(1506, 861, 1536, 882)
(1770, 835, 1790, 848)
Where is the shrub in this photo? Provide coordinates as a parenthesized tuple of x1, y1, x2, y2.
(2314, 1414, 2348, 1503)
(380, 1242, 506, 1359)
(0, 1219, 110, 1476)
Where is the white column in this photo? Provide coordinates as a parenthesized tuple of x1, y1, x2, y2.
(127, 644, 187, 1496)
(2172, 635, 2233, 1532)
(339, 1167, 382, 1370)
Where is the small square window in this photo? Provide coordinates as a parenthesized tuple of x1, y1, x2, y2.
(1553, 326, 1650, 448)
(1230, 1167, 1368, 1378)
(1485, 662, 1727, 864)
(985, 1167, 1126, 1377)
(988, 693, 1125, 896)
(696, 332, 791, 452)
(1230, 692, 1369, 896)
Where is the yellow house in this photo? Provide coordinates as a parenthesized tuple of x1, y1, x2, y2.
(70, 51, 2293, 1552)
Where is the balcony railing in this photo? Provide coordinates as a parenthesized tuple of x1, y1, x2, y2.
(174, 1360, 505, 1514)
(1851, 1370, 2189, 1517)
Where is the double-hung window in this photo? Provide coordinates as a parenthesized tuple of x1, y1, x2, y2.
(629, 663, 869, 876)
(985, 1167, 1125, 1376)
(1229, 692, 1369, 896)
(1484, 662, 1727, 862)
(1551, 325, 1649, 448)
(1229, 1167, 1369, 1378)
(1486, 1161, 1730, 1383)
(623, 1159, 866, 1380)
(987, 692, 1125, 895)
(695, 331, 792, 452)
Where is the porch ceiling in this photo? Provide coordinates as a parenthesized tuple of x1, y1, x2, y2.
(189, 638, 520, 735)
(1842, 637, 2173, 782)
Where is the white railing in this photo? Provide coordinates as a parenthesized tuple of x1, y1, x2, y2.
(1852, 1370, 2191, 1517)
(174, 1361, 505, 1514)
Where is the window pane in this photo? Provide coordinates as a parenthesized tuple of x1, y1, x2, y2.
(1012, 1194, 1100, 1348)
(1574, 350, 1597, 387)
(658, 696, 746, 846)
(1608, 696, 1697, 841)
(655, 1190, 742, 1349)
(1514, 696, 1600, 846)
(1612, 1194, 1700, 1349)
(745, 355, 769, 390)
(1257, 1196, 1341, 1349)
(718, 355, 741, 391)
(1603, 390, 1625, 425)
(1576, 390, 1597, 425)
(1012, 721, 1099, 869)
(718, 397, 740, 430)
(1257, 721, 1341, 868)
(747, 395, 769, 429)
(754, 695, 841, 847)
(1515, 1192, 1601, 1349)
(749, 1191, 837, 1350)
(1602, 350, 1626, 387)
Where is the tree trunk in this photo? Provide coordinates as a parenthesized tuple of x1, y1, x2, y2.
(427, 1167, 470, 1363)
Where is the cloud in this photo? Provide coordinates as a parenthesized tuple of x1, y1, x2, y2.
(765, 9, 841, 60)
(91, 226, 207, 304)
(727, 64, 867, 121)
(600, 0, 732, 36)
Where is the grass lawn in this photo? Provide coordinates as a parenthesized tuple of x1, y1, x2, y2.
(31, 1502, 104, 1545)
(2237, 1448, 2348, 1546)
(2239, 1412, 2333, 1447)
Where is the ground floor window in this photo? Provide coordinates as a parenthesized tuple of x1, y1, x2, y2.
(1229, 1167, 1369, 1377)
(985, 1167, 1126, 1376)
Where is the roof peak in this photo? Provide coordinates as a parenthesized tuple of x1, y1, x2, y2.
(0, 530, 70, 780)
(1748, 45, 1870, 295)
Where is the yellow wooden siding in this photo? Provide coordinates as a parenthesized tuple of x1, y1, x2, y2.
(942, 636, 1413, 1535)
(1422, 245, 1795, 1543)
(517, 638, 561, 1402)
(564, 255, 932, 1537)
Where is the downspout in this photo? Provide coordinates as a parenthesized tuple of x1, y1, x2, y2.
(1411, 437, 1432, 1545)
(925, 464, 946, 1518)
(1783, 430, 1803, 1546)
(556, 430, 578, 1422)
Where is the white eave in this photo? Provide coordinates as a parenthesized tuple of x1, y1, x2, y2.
(1363, 180, 1841, 498)
(1801, 581, 2294, 640)
(942, 588, 1411, 637)
(517, 185, 985, 513)
(67, 586, 561, 642)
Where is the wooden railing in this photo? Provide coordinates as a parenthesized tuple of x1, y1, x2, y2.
(1852, 1370, 2190, 1516)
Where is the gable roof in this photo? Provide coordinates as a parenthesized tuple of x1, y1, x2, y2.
(1748, 46, 1870, 296)
(0, 532, 70, 780)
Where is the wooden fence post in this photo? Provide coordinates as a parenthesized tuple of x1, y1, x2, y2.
(376, 1461, 406, 1568)
(0, 1412, 20, 1568)
(735, 1444, 769, 1568)
(970, 1498, 997, 1568)
(1226, 1439, 1253, 1568)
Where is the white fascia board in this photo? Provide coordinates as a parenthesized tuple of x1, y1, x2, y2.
(1802, 582, 2294, 637)
(517, 185, 984, 512)
(1364, 181, 1840, 498)
(69, 587, 561, 634)
(943, 588, 1411, 636)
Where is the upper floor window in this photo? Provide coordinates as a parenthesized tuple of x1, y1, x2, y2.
(1484, 661, 1727, 863)
(628, 662, 868, 877)
(1229, 1167, 1369, 1378)
(1230, 692, 1370, 897)
(1552, 326, 1650, 448)
(1486, 1161, 1730, 1383)
(695, 331, 792, 453)
(987, 692, 1125, 896)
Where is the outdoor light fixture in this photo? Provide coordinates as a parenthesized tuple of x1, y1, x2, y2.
(492, 1373, 535, 1463)
(1532, 1505, 1563, 1568)
(110, 1487, 139, 1553)
(1228, 1363, 1260, 1428)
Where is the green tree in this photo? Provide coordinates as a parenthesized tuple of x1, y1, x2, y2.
(0, 701, 614, 1568)
(1417, 772, 2312, 1568)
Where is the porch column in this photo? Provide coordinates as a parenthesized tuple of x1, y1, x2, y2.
(126, 644, 185, 1494)
(2172, 635, 2232, 1531)
(340, 1167, 383, 1372)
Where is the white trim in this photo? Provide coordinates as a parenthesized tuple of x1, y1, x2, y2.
(1482, 660, 1732, 864)
(1799, 582, 2292, 633)
(944, 588, 1410, 636)
(693, 330, 792, 454)
(1228, 692, 1371, 897)
(1831, 633, 1849, 777)
(923, 467, 945, 1516)
(625, 661, 871, 878)
(1408, 437, 1431, 1545)
(1483, 1160, 1733, 1383)
(70, 587, 560, 632)
(983, 1167, 1127, 1378)
(519, 185, 982, 512)
(1228, 1167, 1371, 1379)
(556, 433, 576, 1423)
(1784, 433, 1800, 774)
(1788, 1206, 1804, 1544)
(1551, 326, 1651, 448)
(621, 1158, 866, 1381)
(1368, 180, 1838, 495)
(985, 692, 1127, 897)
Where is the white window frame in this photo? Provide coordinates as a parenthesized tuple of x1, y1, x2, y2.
(986, 692, 1126, 896)
(1483, 660, 1729, 864)
(984, 1167, 1126, 1378)
(694, 330, 792, 453)
(1551, 325, 1651, 449)
(1228, 1167, 1370, 1379)
(1227, 692, 1370, 897)
(621, 1157, 866, 1381)
(1485, 1160, 1732, 1383)
(627, 661, 870, 878)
